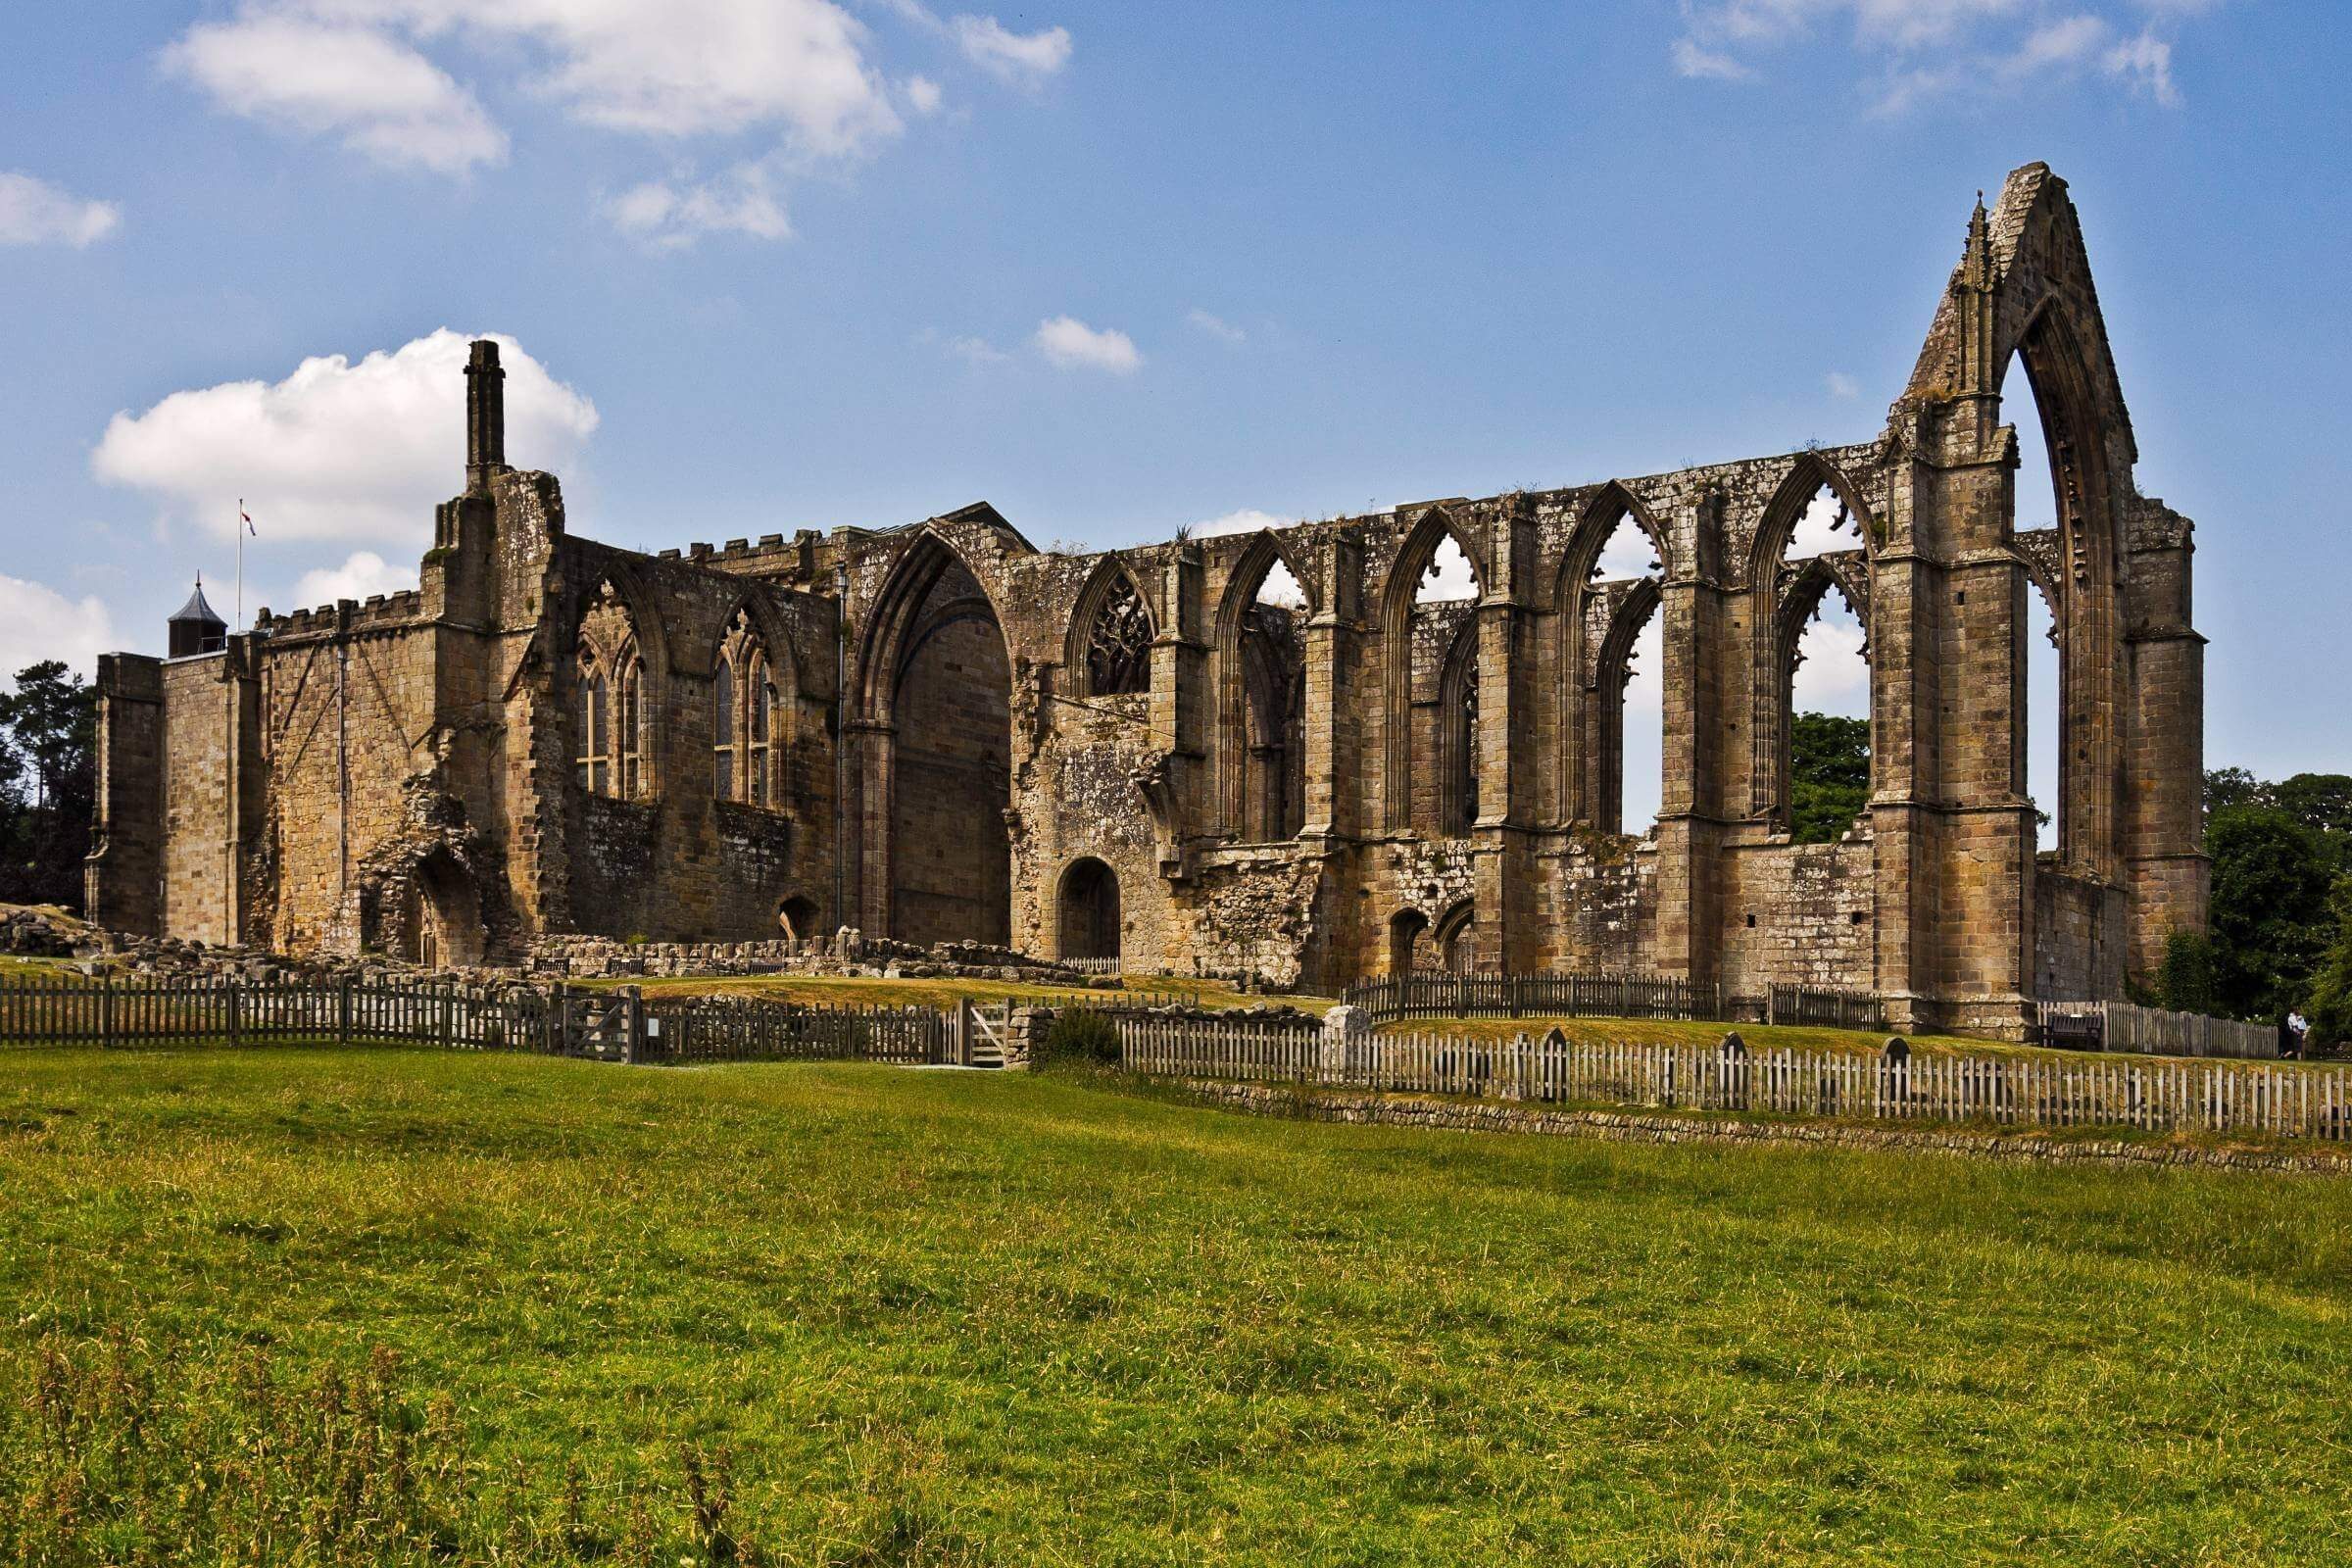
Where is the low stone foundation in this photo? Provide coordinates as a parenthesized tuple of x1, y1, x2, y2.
(527, 927, 1118, 985)
(1180, 1080, 2352, 1176)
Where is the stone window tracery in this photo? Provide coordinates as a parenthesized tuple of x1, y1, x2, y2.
(1085, 574, 1152, 697)
(575, 581, 645, 800)
(713, 609, 784, 810)
(712, 652, 737, 802)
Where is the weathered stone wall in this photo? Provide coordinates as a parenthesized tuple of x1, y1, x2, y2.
(88, 164, 2206, 1038)
(1716, 837, 1878, 997)
(2034, 862, 2127, 1004)
(86, 655, 165, 935)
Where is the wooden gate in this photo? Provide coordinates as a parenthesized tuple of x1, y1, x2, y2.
(558, 987, 641, 1061)
(957, 1002, 1010, 1068)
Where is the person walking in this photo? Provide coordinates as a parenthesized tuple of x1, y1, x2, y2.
(2285, 1008, 2311, 1059)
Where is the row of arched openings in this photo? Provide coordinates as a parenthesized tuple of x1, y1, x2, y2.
(1388, 903, 1475, 974)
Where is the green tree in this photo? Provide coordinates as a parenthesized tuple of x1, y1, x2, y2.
(2205, 801, 2334, 1022)
(2308, 873, 2352, 1048)
(1789, 711, 1869, 845)
(0, 662, 96, 911)
(2154, 927, 2218, 1015)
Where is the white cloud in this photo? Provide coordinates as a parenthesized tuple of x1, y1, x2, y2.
(1672, 37, 1752, 78)
(0, 172, 122, 248)
(1417, 535, 1479, 602)
(1191, 509, 1293, 537)
(1793, 594, 1871, 716)
(1826, 370, 1861, 398)
(1788, 487, 1861, 559)
(293, 549, 416, 608)
(905, 74, 944, 114)
(1187, 309, 1247, 345)
(951, 14, 1072, 83)
(943, 333, 1009, 365)
(0, 576, 117, 683)
(1593, 514, 1661, 581)
(1034, 316, 1141, 374)
(164, 13, 508, 174)
(2102, 28, 2179, 104)
(605, 166, 791, 248)
(1672, 1, 2205, 107)
(92, 329, 599, 546)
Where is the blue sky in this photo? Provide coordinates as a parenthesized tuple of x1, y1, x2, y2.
(1, 0, 2346, 792)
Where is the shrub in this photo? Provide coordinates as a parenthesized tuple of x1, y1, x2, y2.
(2156, 927, 2219, 1016)
(1039, 1009, 1121, 1067)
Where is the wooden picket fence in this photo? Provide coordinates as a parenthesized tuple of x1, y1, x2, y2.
(0, 975, 558, 1053)
(1115, 1016, 2352, 1142)
(0, 974, 962, 1067)
(2037, 1000, 2277, 1060)
(643, 997, 954, 1065)
(1115, 1013, 1326, 1082)
(1767, 984, 1887, 1031)
(1344, 971, 1730, 1024)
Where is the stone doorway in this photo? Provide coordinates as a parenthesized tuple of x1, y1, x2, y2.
(1057, 858, 1121, 962)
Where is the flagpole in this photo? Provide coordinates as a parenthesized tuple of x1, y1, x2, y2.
(235, 498, 245, 634)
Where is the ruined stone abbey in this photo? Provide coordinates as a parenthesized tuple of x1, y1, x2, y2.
(86, 165, 2207, 1036)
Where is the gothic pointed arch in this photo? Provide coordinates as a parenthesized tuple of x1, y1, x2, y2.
(1379, 506, 1487, 832)
(1437, 616, 1481, 836)
(1433, 898, 1478, 974)
(2002, 299, 2125, 873)
(1064, 556, 1157, 698)
(1762, 561, 1872, 835)
(1587, 576, 1663, 837)
(571, 567, 663, 800)
(710, 604, 791, 809)
(1212, 529, 1320, 839)
(851, 527, 1014, 944)
(1556, 481, 1673, 609)
(1557, 483, 1669, 828)
(1747, 453, 1879, 592)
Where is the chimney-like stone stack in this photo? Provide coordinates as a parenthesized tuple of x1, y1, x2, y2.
(465, 338, 506, 485)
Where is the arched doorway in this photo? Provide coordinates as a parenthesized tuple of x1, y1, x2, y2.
(1057, 858, 1121, 962)
(777, 896, 820, 943)
(409, 854, 483, 969)
(857, 537, 1013, 947)
(1434, 901, 1476, 974)
(1388, 908, 1429, 975)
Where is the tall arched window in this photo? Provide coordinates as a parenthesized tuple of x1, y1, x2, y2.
(712, 652, 737, 802)
(616, 659, 642, 799)
(1441, 622, 1480, 835)
(1383, 513, 1483, 835)
(1784, 573, 1872, 842)
(1571, 502, 1665, 837)
(1084, 571, 1153, 696)
(2009, 349, 2065, 857)
(575, 579, 646, 801)
(1753, 469, 1875, 833)
(1214, 531, 1313, 844)
(577, 655, 610, 795)
(713, 607, 784, 809)
(748, 652, 774, 808)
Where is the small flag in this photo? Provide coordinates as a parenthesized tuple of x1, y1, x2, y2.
(240, 500, 255, 537)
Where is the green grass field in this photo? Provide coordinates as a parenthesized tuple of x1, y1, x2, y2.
(5, 1048, 2349, 1565)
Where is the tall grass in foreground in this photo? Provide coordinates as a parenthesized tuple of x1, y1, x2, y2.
(2, 1332, 978, 1566)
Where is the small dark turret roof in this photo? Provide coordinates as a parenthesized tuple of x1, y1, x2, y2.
(170, 579, 226, 629)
